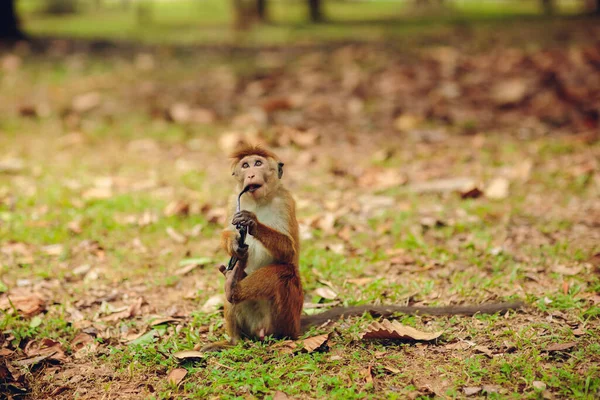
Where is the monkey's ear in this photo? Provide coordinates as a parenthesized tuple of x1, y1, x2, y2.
(278, 162, 284, 179)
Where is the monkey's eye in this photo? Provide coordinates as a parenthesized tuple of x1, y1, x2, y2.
(254, 160, 262, 167)
(242, 162, 249, 168)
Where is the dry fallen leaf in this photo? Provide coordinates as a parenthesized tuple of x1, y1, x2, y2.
(491, 79, 527, 105)
(0, 294, 46, 317)
(0, 158, 25, 174)
(485, 177, 510, 199)
(273, 391, 290, 400)
(463, 386, 483, 396)
(532, 381, 547, 390)
(272, 340, 297, 355)
(361, 319, 443, 341)
(41, 244, 64, 256)
(201, 295, 223, 313)
(473, 345, 494, 358)
(23, 338, 68, 363)
(408, 177, 476, 194)
(167, 368, 188, 386)
(100, 297, 143, 322)
(149, 317, 182, 327)
(299, 334, 330, 353)
(314, 287, 337, 300)
(173, 350, 206, 361)
(72, 92, 102, 113)
(70, 332, 97, 357)
(164, 200, 190, 217)
(551, 264, 583, 276)
(166, 227, 187, 244)
(544, 342, 577, 352)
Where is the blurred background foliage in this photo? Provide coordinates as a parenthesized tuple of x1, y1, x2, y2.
(2, 0, 598, 45)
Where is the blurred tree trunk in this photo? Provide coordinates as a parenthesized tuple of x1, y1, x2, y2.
(257, 0, 268, 22)
(137, 0, 153, 25)
(232, 0, 265, 30)
(0, 0, 23, 40)
(308, 0, 324, 22)
(541, 0, 554, 15)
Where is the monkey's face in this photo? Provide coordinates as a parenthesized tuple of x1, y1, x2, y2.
(234, 155, 279, 199)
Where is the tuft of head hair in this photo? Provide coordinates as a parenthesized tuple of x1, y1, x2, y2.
(229, 144, 279, 169)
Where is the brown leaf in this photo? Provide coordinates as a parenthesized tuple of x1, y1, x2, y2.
(13, 354, 53, 367)
(273, 391, 290, 400)
(82, 187, 112, 201)
(72, 92, 102, 113)
(491, 79, 527, 105)
(166, 227, 187, 244)
(70, 332, 97, 357)
(173, 350, 206, 361)
(463, 386, 483, 396)
(0, 158, 25, 174)
(164, 200, 190, 217)
(67, 219, 82, 234)
(167, 368, 188, 386)
(41, 244, 64, 256)
(587, 253, 600, 270)
(290, 129, 319, 148)
(394, 114, 422, 132)
(484, 177, 510, 200)
(0, 294, 46, 317)
(551, 264, 583, 276)
(460, 187, 484, 199)
(201, 295, 223, 313)
(314, 287, 337, 300)
(364, 365, 373, 385)
(384, 366, 401, 374)
(272, 340, 296, 355)
(262, 97, 292, 113)
(168, 103, 190, 123)
(23, 338, 67, 363)
(149, 317, 182, 327)
(473, 345, 494, 358)
(572, 327, 585, 336)
(100, 297, 143, 322)
(299, 334, 330, 353)
(544, 342, 577, 352)
(361, 319, 443, 341)
(408, 177, 476, 194)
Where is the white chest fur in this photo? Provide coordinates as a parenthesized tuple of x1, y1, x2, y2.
(241, 198, 289, 275)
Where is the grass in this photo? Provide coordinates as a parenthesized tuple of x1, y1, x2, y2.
(1, 7, 600, 399)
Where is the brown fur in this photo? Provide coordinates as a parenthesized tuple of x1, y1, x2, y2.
(229, 144, 280, 171)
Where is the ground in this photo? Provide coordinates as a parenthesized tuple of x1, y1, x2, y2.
(1, 8, 600, 400)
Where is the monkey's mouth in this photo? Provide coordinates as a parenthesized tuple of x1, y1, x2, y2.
(245, 184, 262, 193)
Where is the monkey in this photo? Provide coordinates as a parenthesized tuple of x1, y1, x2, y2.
(200, 145, 303, 352)
(200, 145, 523, 352)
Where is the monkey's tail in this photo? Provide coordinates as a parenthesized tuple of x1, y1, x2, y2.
(300, 301, 524, 332)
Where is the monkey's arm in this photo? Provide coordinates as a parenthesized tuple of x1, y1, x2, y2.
(254, 223, 296, 263)
(221, 229, 237, 257)
(232, 211, 297, 264)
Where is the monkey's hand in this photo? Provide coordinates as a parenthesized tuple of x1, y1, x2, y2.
(232, 239, 249, 260)
(232, 211, 258, 236)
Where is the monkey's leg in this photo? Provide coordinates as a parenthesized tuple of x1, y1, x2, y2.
(228, 263, 303, 339)
(200, 302, 241, 352)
